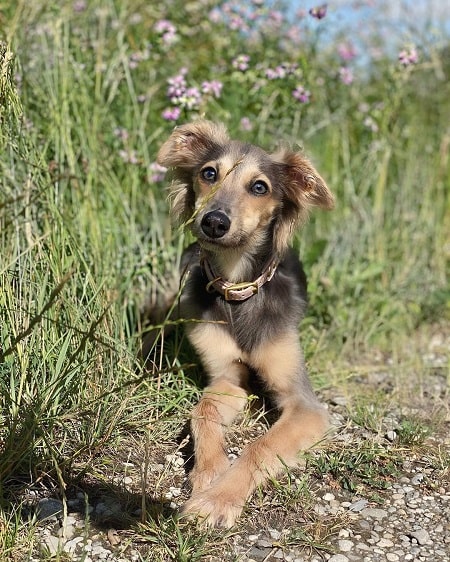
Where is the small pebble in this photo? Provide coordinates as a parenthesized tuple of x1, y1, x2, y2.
(348, 499, 369, 512)
(337, 539, 353, 552)
(411, 473, 425, 485)
(361, 508, 388, 520)
(409, 528, 430, 545)
(269, 529, 281, 540)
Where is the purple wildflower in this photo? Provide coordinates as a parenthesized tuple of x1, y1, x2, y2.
(286, 25, 302, 44)
(73, 0, 86, 12)
(339, 67, 354, 85)
(209, 8, 222, 23)
(179, 87, 202, 110)
(398, 48, 418, 66)
(229, 15, 248, 32)
(269, 10, 283, 25)
(265, 66, 286, 80)
(162, 107, 181, 121)
(337, 42, 356, 62)
(232, 54, 250, 72)
(149, 162, 167, 183)
(154, 20, 177, 45)
(202, 80, 223, 98)
(266, 63, 298, 80)
(292, 85, 310, 103)
(167, 70, 188, 102)
(154, 19, 175, 34)
(113, 127, 129, 141)
(129, 48, 151, 69)
(119, 149, 139, 164)
(240, 117, 253, 131)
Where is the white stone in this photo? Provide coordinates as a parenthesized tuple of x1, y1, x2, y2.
(348, 499, 369, 512)
(361, 507, 388, 520)
(41, 535, 61, 557)
(337, 539, 353, 552)
(269, 529, 281, 540)
(386, 554, 400, 561)
(377, 538, 394, 548)
(410, 528, 430, 545)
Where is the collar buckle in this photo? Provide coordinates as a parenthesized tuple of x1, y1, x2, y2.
(224, 280, 259, 301)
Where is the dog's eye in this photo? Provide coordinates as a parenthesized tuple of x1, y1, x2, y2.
(250, 181, 269, 196)
(201, 167, 217, 182)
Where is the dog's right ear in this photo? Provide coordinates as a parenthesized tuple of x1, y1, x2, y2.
(157, 120, 229, 224)
(157, 120, 229, 168)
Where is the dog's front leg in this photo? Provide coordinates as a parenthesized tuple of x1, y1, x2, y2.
(182, 331, 328, 528)
(186, 324, 249, 494)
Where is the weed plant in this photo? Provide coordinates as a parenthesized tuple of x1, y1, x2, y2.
(0, 0, 449, 558)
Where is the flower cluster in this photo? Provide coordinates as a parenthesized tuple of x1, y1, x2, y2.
(202, 80, 223, 98)
(232, 54, 250, 72)
(167, 69, 202, 111)
(339, 67, 353, 85)
(265, 63, 298, 80)
(398, 47, 418, 66)
(292, 85, 310, 103)
(148, 162, 167, 183)
(337, 42, 357, 62)
(128, 46, 151, 70)
(154, 19, 177, 46)
(162, 107, 181, 121)
(162, 69, 223, 121)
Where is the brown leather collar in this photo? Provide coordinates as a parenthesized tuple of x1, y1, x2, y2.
(200, 257, 279, 301)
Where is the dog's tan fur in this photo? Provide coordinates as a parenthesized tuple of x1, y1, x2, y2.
(157, 120, 334, 527)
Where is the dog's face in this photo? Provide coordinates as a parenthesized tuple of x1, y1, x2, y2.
(158, 120, 334, 256)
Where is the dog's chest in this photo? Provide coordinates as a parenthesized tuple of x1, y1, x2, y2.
(184, 265, 304, 352)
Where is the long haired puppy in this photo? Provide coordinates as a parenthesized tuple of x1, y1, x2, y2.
(157, 120, 334, 527)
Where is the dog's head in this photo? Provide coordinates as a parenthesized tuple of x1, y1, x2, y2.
(157, 120, 334, 256)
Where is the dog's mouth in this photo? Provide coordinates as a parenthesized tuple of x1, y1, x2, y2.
(195, 232, 241, 249)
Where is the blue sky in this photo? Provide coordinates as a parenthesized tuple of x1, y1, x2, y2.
(293, 0, 450, 48)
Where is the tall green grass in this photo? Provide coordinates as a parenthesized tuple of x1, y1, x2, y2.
(0, 0, 449, 556)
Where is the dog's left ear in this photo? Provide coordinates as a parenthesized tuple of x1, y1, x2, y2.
(272, 149, 334, 255)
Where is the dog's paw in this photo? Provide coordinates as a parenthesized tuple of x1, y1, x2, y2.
(181, 490, 244, 528)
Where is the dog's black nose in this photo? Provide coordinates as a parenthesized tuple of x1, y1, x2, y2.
(201, 210, 231, 239)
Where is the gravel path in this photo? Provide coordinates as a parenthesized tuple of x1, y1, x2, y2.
(29, 460, 450, 562)
(27, 340, 449, 561)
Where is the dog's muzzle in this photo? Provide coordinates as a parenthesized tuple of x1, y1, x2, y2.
(201, 210, 231, 239)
